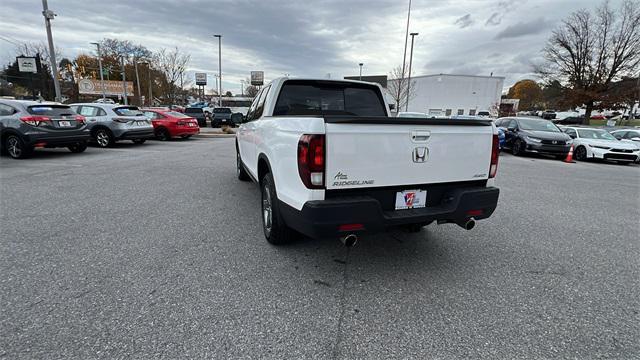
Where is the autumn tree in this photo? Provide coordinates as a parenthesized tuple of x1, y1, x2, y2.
(536, 0, 640, 123)
(507, 80, 543, 110)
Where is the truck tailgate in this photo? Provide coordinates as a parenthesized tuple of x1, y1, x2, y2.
(324, 118, 494, 190)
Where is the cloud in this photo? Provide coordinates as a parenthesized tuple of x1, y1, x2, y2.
(454, 14, 474, 28)
(486, 13, 502, 26)
(485, 0, 523, 26)
(494, 18, 552, 39)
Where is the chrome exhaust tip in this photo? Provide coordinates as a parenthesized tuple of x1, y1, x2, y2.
(458, 218, 476, 231)
(339, 234, 358, 247)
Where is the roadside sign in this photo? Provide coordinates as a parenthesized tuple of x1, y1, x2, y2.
(17, 57, 38, 73)
(251, 71, 264, 86)
(195, 73, 207, 86)
(78, 79, 133, 96)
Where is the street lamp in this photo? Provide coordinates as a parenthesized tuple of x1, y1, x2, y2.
(213, 34, 222, 107)
(240, 79, 245, 97)
(90, 42, 106, 100)
(406, 32, 418, 112)
(359, 63, 363, 80)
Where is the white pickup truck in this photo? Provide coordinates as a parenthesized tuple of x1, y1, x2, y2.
(236, 78, 500, 245)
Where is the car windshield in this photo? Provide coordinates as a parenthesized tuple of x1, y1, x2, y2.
(214, 108, 231, 113)
(518, 119, 560, 132)
(114, 107, 144, 116)
(166, 111, 190, 118)
(577, 129, 617, 140)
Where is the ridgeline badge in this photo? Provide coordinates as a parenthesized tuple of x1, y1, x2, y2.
(332, 172, 374, 187)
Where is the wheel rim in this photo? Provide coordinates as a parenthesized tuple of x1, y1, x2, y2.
(576, 147, 586, 160)
(262, 184, 272, 237)
(159, 130, 168, 140)
(513, 141, 520, 155)
(7, 137, 21, 158)
(96, 131, 109, 147)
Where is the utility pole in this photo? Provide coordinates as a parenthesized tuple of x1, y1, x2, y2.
(148, 64, 153, 106)
(240, 79, 245, 96)
(42, 0, 61, 102)
(406, 32, 418, 112)
(214, 34, 222, 107)
(134, 57, 142, 106)
(91, 42, 106, 99)
(121, 56, 128, 105)
(359, 63, 363, 80)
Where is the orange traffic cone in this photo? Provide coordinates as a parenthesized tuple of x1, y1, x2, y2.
(564, 144, 575, 163)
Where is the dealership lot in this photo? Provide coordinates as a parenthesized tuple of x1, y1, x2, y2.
(1, 138, 639, 358)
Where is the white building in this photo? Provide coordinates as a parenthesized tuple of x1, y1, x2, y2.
(390, 74, 504, 117)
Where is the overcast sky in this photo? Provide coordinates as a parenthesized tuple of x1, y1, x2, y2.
(0, 0, 612, 94)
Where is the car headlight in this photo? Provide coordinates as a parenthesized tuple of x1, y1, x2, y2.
(589, 144, 610, 150)
(526, 136, 542, 143)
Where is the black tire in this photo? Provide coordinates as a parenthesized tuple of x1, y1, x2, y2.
(4, 134, 32, 159)
(156, 128, 170, 141)
(261, 172, 297, 245)
(133, 139, 146, 144)
(574, 146, 587, 161)
(512, 139, 525, 156)
(94, 128, 113, 148)
(237, 147, 250, 181)
(68, 142, 88, 153)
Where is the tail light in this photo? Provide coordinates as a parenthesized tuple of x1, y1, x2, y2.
(489, 133, 499, 178)
(298, 134, 325, 189)
(176, 121, 185, 125)
(20, 115, 51, 126)
(75, 115, 86, 125)
(112, 117, 129, 123)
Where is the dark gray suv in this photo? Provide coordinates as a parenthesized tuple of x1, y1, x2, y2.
(0, 99, 90, 159)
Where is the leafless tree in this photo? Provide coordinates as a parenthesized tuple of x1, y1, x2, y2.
(535, 0, 640, 122)
(153, 47, 190, 103)
(387, 65, 416, 112)
(244, 78, 259, 97)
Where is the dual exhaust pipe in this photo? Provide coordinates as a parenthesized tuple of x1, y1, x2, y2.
(338, 218, 475, 248)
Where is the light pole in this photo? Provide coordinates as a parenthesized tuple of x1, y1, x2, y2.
(240, 79, 245, 97)
(406, 32, 418, 112)
(134, 57, 142, 106)
(214, 34, 222, 107)
(91, 42, 106, 99)
(120, 56, 127, 105)
(400, 0, 412, 89)
(41, 0, 61, 102)
(359, 63, 363, 80)
(139, 61, 151, 106)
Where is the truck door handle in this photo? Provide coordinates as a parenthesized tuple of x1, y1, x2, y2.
(411, 130, 431, 142)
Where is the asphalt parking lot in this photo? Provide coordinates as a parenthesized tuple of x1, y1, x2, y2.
(1, 138, 639, 359)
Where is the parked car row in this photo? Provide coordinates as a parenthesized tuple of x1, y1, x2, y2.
(495, 116, 640, 164)
(0, 99, 200, 159)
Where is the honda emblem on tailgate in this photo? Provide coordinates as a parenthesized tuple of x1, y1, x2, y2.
(413, 147, 428, 163)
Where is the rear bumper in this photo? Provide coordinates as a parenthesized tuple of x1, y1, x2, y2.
(170, 127, 200, 136)
(279, 186, 500, 239)
(117, 129, 155, 140)
(23, 130, 91, 147)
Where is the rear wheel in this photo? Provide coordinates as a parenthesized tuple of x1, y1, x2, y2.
(133, 139, 146, 144)
(5, 135, 32, 159)
(261, 172, 297, 245)
(94, 129, 113, 148)
(156, 128, 170, 141)
(68, 142, 88, 153)
(574, 146, 587, 161)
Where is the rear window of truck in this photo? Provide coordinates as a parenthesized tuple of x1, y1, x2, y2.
(273, 80, 386, 116)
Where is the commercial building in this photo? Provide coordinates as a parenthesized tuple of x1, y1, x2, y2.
(389, 74, 504, 116)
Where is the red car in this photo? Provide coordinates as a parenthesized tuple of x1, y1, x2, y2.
(141, 109, 200, 140)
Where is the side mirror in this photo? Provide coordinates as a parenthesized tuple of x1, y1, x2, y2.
(569, 134, 576, 139)
(507, 126, 516, 131)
